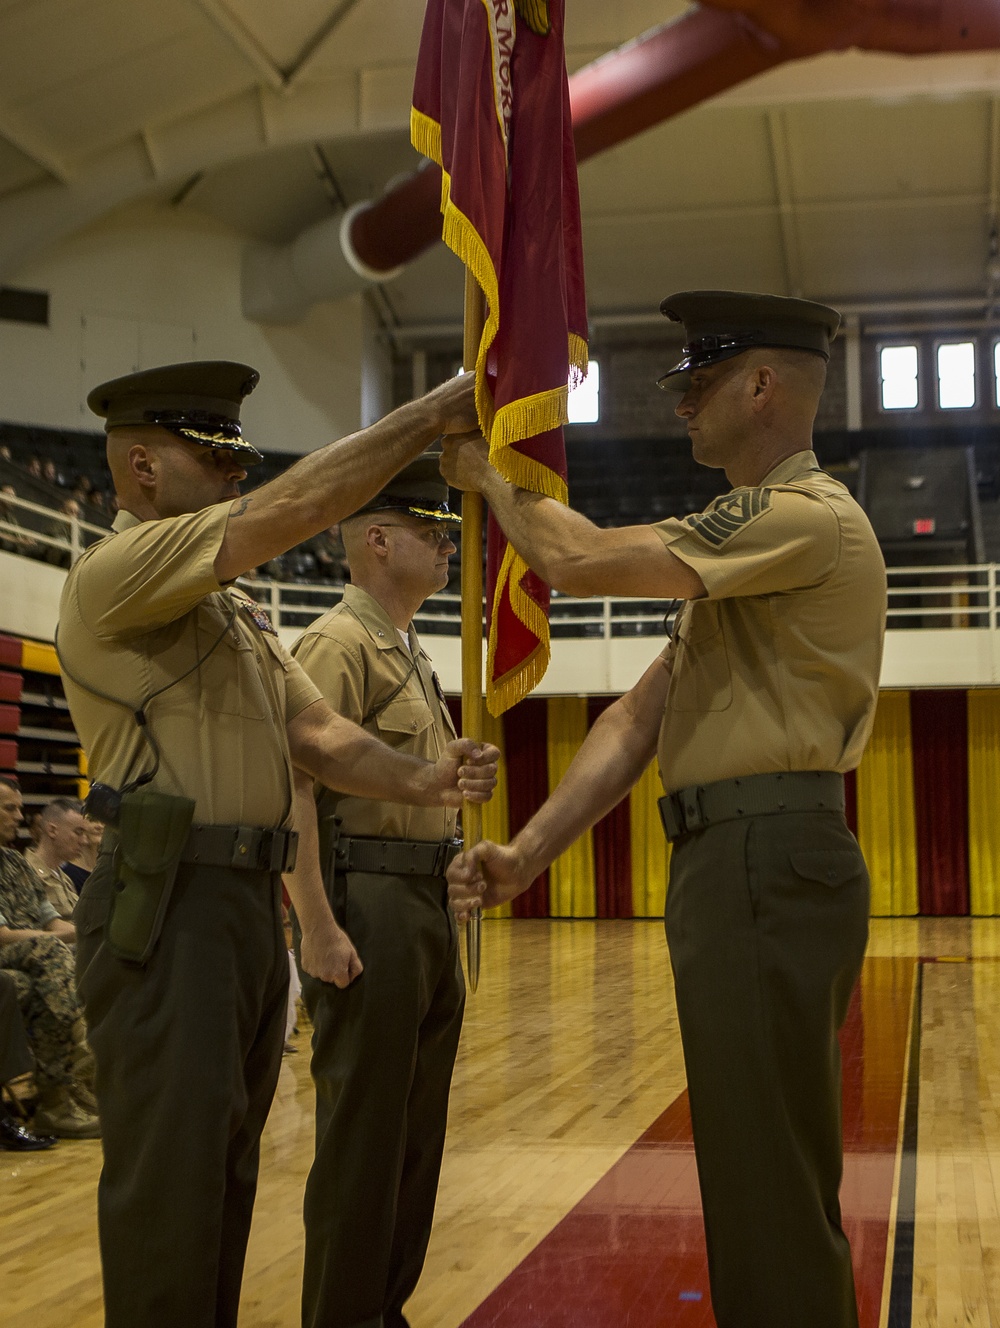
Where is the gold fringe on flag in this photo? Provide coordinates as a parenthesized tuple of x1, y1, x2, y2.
(412, 101, 588, 714)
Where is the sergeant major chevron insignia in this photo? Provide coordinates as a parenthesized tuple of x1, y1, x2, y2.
(682, 488, 773, 547)
(514, 0, 550, 36)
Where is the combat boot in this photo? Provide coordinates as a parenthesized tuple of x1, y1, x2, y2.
(71, 1079, 99, 1116)
(34, 1088, 101, 1139)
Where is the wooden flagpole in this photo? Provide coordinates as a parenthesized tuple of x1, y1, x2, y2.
(461, 266, 485, 993)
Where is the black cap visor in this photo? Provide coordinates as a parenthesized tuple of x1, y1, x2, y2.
(145, 410, 263, 463)
(657, 336, 830, 394)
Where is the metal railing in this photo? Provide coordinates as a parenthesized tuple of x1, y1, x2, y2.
(0, 489, 108, 565)
(2, 487, 999, 639)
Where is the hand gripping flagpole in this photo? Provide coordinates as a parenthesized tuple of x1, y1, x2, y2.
(461, 267, 485, 994)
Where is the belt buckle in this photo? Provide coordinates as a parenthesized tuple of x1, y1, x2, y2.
(680, 787, 705, 834)
(231, 826, 262, 867)
(267, 830, 291, 872)
(658, 795, 682, 842)
(429, 840, 452, 876)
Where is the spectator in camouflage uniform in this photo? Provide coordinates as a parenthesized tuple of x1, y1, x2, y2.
(0, 776, 100, 1138)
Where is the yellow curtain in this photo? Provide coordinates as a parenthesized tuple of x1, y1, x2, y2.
(968, 689, 1000, 914)
(629, 760, 670, 918)
(856, 690, 918, 916)
(478, 707, 512, 919)
(546, 696, 595, 917)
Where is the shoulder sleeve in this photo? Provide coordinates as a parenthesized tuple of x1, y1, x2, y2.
(71, 504, 230, 637)
(37, 896, 59, 927)
(270, 638, 323, 722)
(653, 486, 840, 598)
(291, 629, 366, 726)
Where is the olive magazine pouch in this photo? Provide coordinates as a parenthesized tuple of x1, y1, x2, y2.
(107, 789, 196, 965)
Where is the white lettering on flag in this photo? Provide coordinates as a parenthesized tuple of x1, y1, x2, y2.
(483, 0, 515, 169)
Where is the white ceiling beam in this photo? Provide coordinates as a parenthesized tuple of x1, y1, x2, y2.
(585, 193, 990, 226)
(390, 298, 1000, 344)
(285, 0, 367, 89)
(766, 109, 804, 298)
(191, 0, 287, 92)
(0, 108, 72, 184)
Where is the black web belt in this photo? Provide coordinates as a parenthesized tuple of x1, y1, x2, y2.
(334, 835, 463, 878)
(180, 824, 299, 872)
(658, 770, 845, 843)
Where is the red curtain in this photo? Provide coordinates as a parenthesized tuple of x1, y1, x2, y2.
(910, 689, 969, 915)
(588, 698, 633, 917)
(503, 697, 551, 916)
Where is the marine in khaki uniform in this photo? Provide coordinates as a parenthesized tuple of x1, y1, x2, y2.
(289, 456, 464, 1328)
(444, 291, 887, 1328)
(58, 361, 498, 1328)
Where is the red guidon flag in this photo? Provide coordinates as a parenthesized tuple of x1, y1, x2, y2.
(411, 0, 588, 715)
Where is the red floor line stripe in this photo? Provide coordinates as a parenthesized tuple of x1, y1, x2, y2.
(460, 956, 915, 1328)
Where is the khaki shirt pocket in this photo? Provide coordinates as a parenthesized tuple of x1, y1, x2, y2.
(197, 604, 268, 720)
(375, 695, 434, 750)
(667, 601, 732, 713)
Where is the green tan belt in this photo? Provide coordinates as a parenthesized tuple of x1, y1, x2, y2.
(101, 823, 298, 872)
(658, 771, 845, 843)
(334, 835, 463, 878)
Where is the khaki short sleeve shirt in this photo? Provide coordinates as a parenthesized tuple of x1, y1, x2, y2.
(58, 507, 322, 828)
(651, 451, 887, 794)
(292, 584, 458, 842)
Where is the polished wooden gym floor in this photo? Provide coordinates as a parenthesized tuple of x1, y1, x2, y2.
(3, 917, 1000, 1326)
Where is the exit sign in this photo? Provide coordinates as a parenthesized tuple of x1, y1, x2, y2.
(913, 518, 936, 536)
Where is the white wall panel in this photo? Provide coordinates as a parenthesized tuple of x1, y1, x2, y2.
(0, 200, 364, 453)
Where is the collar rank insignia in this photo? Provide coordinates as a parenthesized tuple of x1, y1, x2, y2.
(240, 597, 278, 637)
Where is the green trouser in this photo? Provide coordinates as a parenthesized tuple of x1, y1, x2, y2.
(665, 809, 869, 1328)
(0, 968, 33, 1082)
(74, 855, 289, 1328)
(294, 869, 465, 1328)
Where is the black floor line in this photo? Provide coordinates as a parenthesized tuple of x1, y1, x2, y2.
(886, 962, 923, 1328)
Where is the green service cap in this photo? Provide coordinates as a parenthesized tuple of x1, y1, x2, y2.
(657, 290, 841, 392)
(86, 360, 263, 462)
(355, 453, 460, 525)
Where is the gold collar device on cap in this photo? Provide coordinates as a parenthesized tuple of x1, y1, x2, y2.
(355, 452, 461, 525)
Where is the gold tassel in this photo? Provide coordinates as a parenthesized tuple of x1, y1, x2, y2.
(514, 0, 551, 36)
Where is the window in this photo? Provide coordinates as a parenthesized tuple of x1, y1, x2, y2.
(567, 359, 599, 424)
(937, 341, 976, 409)
(879, 345, 919, 411)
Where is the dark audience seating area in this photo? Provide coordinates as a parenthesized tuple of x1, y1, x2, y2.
(4, 418, 1000, 569)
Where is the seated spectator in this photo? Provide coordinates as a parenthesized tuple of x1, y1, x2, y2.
(63, 816, 103, 894)
(0, 444, 11, 462)
(0, 777, 99, 1139)
(26, 457, 42, 479)
(44, 496, 82, 567)
(42, 458, 67, 488)
(26, 800, 87, 920)
(1, 971, 57, 1150)
(311, 524, 349, 582)
(0, 484, 40, 557)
